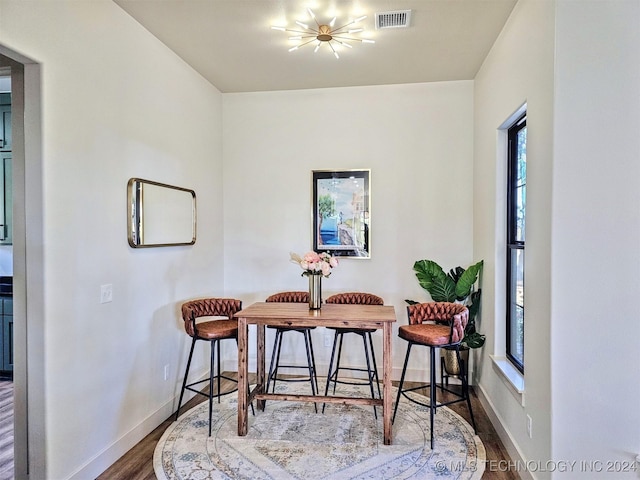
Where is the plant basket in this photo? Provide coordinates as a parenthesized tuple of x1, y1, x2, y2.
(441, 346, 469, 377)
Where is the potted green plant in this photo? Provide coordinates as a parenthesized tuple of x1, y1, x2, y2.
(406, 259, 485, 376)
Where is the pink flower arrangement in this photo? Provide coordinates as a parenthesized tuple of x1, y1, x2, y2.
(290, 251, 339, 277)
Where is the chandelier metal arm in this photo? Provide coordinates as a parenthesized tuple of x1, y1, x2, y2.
(308, 11, 321, 29)
(328, 41, 340, 59)
(295, 38, 321, 49)
(282, 28, 320, 35)
(328, 18, 364, 34)
(331, 35, 366, 43)
(290, 35, 322, 40)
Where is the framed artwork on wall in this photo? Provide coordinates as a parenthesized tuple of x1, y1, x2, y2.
(312, 169, 370, 258)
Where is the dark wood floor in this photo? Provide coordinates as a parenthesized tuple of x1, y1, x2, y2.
(0, 380, 13, 480)
(98, 373, 518, 480)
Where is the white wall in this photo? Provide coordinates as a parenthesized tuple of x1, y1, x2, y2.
(0, 1, 225, 478)
(222, 82, 475, 379)
(551, 0, 640, 477)
(474, 0, 555, 476)
(476, 1, 640, 478)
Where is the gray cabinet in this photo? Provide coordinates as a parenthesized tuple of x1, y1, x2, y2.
(0, 96, 12, 376)
(0, 296, 12, 374)
(0, 97, 10, 152)
(0, 93, 11, 245)
(0, 155, 11, 244)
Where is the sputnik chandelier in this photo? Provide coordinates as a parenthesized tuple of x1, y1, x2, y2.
(272, 8, 374, 59)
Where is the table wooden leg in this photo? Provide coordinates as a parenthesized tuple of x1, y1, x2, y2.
(257, 323, 266, 411)
(237, 317, 248, 436)
(383, 322, 392, 445)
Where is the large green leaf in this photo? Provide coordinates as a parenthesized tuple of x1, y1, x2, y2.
(462, 331, 486, 349)
(413, 260, 456, 302)
(467, 289, 481, 320)
(448, 266, 465, 284)
(455, 260, 484, 300)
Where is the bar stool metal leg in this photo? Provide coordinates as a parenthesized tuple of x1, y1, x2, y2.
(209, 339, 216, 436)
(393, 341, 476, 449)
(367, 332, 382, 399)
(457, 347, 477, 432)
(324, 330, 380, 417)
(266, 328, 319, 410)
(361, 333, 378, 419)
(323, 330, 340, 413)
(429, 346, 436, 448)
(176, 335, 197, 421)
(303, 330, 319, 413)
(266, 329, 283, 394)
(392, 342, 412, 424)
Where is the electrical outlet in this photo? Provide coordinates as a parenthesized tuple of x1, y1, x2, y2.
(164, 364, 169, 381)
(526, 414, 532, 438)
(324, 333, 332, 347)
(100, 284, 113, 304)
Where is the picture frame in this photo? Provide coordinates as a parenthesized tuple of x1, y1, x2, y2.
(312, 169, 370, 258)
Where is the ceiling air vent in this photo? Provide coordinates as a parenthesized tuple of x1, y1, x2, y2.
(375, 10, 412, 29)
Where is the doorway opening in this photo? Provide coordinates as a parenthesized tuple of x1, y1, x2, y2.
(0, 46, 45, 479)
(0, 69, 13, 479)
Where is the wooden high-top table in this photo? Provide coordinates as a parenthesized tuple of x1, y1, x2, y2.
(236, 302, 397, 445)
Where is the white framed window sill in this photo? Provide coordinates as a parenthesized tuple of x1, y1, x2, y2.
(490, 355, 525, 406)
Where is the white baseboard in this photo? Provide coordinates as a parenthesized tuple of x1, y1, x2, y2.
(67, 370, 208, 480)
(67, 398, 174, 480)
(477, 384, 532, 480)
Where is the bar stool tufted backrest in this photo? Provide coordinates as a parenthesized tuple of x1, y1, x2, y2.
(181, 298, 242, 338)
(265, 291, 309, 303)
(325, 292, 383, 306)
(406, 302, 468, 344)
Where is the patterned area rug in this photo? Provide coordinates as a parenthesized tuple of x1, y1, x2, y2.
(154, 381, 485, 480)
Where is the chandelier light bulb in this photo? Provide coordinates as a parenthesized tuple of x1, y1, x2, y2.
(273, 10, 374, 59)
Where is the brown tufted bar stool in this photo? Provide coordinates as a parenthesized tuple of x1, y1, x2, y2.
(265, 291, 319, 411)
(176, 297, 251, 436)
(323, 292, 383, 418)
(392, 302, 477, 448)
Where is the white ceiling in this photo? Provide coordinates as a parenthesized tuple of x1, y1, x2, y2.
(113, 0, 517, 93)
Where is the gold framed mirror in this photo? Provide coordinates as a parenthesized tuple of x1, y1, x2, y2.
(127, 178, 196, 248)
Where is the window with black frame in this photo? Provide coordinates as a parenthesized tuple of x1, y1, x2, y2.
(506, 113, 526, 372)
